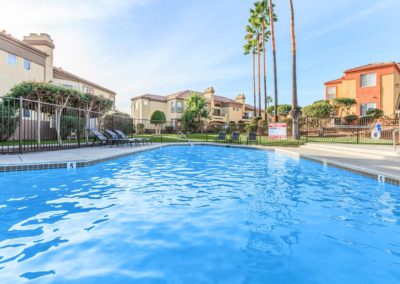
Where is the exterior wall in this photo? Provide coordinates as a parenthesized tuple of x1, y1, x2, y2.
(381, 74, 395, 117)
(325, 65, 400, 117)
(225, 106, 244, 122)
(0, 49, 45, 96)
(131, 99, 168, 121)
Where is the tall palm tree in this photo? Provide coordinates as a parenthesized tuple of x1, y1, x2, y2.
(247, 13, 262, 117)
(289, 0, 300, 139)
(253, 1, 270, 121)
(268, 0, 278, 122)
(244, 40, 257, 118)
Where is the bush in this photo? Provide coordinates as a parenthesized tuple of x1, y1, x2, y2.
(165, 126, 175, 133)
(136, 123, 145, 134)
(150, 110, 166, 125)
(0, 101, 18, 142)
(60, 115, 85, 139)
(345, 115, 358, 124)
(366, 108, 384, 118)
(103, 112, 134, 135)
(302, 100, 333, 118)
(359, 115, 374, 125)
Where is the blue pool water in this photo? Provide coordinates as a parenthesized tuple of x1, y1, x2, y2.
(0, 145, 399, 283)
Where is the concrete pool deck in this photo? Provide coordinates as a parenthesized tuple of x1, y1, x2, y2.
(0, 142, 399, 185)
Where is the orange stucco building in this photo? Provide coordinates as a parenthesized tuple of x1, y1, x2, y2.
(325, 62, 400, 117)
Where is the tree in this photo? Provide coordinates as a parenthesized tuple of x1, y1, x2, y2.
(267, 104, 291, 116)
(366, 108, 384, 118)
(244, 41, 257, 118)
(302, 100, 333, 118)
(150, 110, 166, 135)
(289, 0, 300, 139)
(268, 0, 279, 122)
(333, 97, 356, 117)
(182, 93, 209, 132)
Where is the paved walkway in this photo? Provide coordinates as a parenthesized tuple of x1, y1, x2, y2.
(276, 143, 400, 185)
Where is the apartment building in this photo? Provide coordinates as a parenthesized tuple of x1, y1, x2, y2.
(325, 62, 400, 117)
(0, 31, 116, 106)
(131, 87, 258, 126)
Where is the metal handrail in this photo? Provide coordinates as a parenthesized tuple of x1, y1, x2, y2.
(177, 131, 190, 142)
(393, 129, 399, 151)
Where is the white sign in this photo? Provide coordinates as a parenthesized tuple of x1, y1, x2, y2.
(269, 123, 287, 140)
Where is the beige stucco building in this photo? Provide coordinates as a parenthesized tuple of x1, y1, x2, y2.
(0, 30, 116, 106)
(131, 87, 258, 127)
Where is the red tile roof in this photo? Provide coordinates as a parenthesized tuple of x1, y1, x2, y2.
(325, 77, 344, 85)
(167, 90, 202, 100)
(130, 94, 167, 102)
(344, 62, 400, 74)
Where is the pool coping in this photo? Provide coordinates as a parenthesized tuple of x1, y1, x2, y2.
(0, 142, 399, 186)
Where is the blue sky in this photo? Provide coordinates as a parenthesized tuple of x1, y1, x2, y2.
(1, 0, 399, 113)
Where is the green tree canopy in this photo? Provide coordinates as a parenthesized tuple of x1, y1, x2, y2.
(366, 108, 384, 118)
(333, 97, 356, 116)
(182, 93, 209, 131)
(302, 100, 333, 118)
(150, 110, 166, 125)
(267, 104, 292, 116)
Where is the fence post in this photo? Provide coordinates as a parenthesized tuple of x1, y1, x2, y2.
(160, 122, 163, 142)
(77, 109, 81, 148)
(19, 96, 23, 154)
(306, 117, 309, 143)
(356, 128, 359, 144)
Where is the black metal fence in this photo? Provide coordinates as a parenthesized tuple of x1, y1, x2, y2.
(1, 95, 399, 154)
(0, 96, 134, 154)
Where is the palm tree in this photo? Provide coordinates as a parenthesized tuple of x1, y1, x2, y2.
(268, 0, 278, 122)
(247, 13, 263, 117)
(289, 0, 300, 139)
(244, 40, 257, 118)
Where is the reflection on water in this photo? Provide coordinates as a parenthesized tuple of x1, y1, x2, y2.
(0, 146, 399, 283)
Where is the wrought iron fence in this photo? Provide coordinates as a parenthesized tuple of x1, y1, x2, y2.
(301, 116, 400, 144)
(1, 96, 399, 154)
(0, 96, 134, 154)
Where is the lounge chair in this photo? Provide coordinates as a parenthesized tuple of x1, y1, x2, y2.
(87, 128, 123, 147)
(114, 129, 152, 145)
(215, 131, 226, 143)
(104, 129, 137, 146)
(247, 132, 257, 145)
(228, 131, 241, 144)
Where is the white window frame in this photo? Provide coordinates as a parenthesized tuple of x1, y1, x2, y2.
(360, 73, 377, 88)
(176, 101, 183, 113)
(360, 102, 377, 116)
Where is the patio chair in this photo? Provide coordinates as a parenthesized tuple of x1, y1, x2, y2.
(247, 132, 257, 145)
(104, 129, 137, 146)
(87, 128, 123, 147)
(114, 129, 152, 145)
(228, 131, 241, 144)
(215, 131, 226, 143)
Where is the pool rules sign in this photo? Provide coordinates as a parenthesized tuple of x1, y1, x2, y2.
(268, 123, 287, 140)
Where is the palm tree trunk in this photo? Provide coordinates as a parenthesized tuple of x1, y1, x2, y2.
(262, 21, 268, 122)
(253, 52, 257, 118)
(269, 0, 278, 123)
(289, 0, 300, 139)
(257, 36, 262, 117)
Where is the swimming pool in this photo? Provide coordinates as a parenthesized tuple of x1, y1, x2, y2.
(0, 145, 399, 283)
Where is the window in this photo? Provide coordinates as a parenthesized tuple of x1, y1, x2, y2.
(83, 86, 94, 94)
(7, 53, 17, 65)
(171, 101, 175, 113)
(23, 59, 31, 70)
(143, 100, 148, 106)
(360, 103, 376, 116)
(327, 86, 336, 99)
(176, 101, 183, 113)
(360, 73, 377, 88)
(63, 84, 74, 89)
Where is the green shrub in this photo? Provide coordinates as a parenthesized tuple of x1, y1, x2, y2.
(165, 125, 175, 133)
(366, 108, 384, 118)
(136, 123, 145, 134)
(344, 115, 358, 124)
(103, 112, 134, 135)
(0, 101, 18, 142)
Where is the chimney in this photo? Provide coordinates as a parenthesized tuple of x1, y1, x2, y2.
(203, 87, 215, 110)
(23, 33, 55, 82)
(235, 94, 246, 112)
